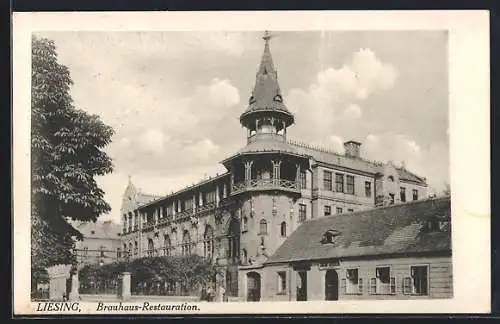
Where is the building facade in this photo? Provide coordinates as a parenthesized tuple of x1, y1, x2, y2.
(119, 32, 436, 299)
(73, 220, 122, 266)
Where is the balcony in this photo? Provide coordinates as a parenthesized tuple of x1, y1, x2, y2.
(142, 221, 156, 231)
(231, 178, 300, 196)
(195, 201, 217, 215)
(158, 216, 172, 226)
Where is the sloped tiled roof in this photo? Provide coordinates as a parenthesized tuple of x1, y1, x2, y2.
(267, 197, 451, 264)
(240, 33, 294, 126)
(75, 220, 121, 240)
(238, 138, 300, 155)
(288, 141, 426, 184)
(136, 192, 162, 206)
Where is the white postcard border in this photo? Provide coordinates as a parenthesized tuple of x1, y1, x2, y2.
(13, 10, 491, 314)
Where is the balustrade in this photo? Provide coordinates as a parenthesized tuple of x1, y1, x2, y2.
(231, 178, 300, 195)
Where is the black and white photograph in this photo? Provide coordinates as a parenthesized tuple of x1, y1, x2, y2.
(13, 11, 490, 315)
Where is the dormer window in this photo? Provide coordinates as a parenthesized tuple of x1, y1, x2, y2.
(321, 229, 341, 244)
(249, 96, 256, 104)
(388, 175, 395, 182)
(424, 216, 449, 233)
(90, 230, 95, 235)
(273, 94, 283, 102)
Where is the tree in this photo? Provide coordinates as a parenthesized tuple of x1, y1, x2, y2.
(31, 36, 114, 271)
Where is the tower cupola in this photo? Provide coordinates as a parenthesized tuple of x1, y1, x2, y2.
(240, 31, 295, 141)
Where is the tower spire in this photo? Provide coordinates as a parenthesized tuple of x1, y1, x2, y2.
(239, 31, 294, 134)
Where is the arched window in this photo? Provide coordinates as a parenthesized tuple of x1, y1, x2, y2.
(227, 217, 240, 262)
(242, 217, 248, 232)
(164, 234, 171, 256)
(182, 230, 191, 256)
(123, 244, 128, 258)
(259, 219, 268, 235)
(280, 221, 287, 237)
(204, 225, 214, 259)
(241, 248, 248, 264)
(128, 242, 133, 258)
(134, 241, 138, 255)
(148, 238, 154, 257)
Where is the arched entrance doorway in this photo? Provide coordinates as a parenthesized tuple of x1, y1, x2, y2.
(325, 269, 339, 301)
(246, 272, 261, 302)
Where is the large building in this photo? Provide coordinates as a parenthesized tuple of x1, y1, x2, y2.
(73, 220, 122, 266)
(118, 32, 448, 301)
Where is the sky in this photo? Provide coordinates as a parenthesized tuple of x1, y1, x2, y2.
(37, 31, 450, 224)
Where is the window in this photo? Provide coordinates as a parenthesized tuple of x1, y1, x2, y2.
(348, 208, 354, 213)
(298, 204, 307, 222)
(280, 222, 287, 237)
(346, 175, 355, 195)
(99, 246, 105, 257)
(259, 219, 268, 235)
(323, 170, 332, 191)
(116, 248, 121, 259)
(400, 187, 406, 202)
(242, 217, 248, 232)
(206, 191, 216, 204)
(164, 235, 171, 256)
(412, 189, 419, 201)
(241, 249, 248, 264)
(389, 193, 395, 205)
(388, 175, 394, 182)
(365, 181, 372, 197)
(335, 173, 344, 192)
(404, 266, 429, 295)
(300, 171, 307, 189)
(321, 229, 340, 244)
(181, 230, 191, 256)
(324, 205, 331, 216)
(336, 207, 343, 214)
(147, 239, 154, 257)
(204, 225, 214, 259)
(345, 269, 362, 294)
(371, 267, 395, 295)
(277, 271, 287, 294)
(83, 246, 89, 256)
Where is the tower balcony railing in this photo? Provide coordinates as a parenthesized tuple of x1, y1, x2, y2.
(247, 132, 286, 144)
(231, 178, 300, 195)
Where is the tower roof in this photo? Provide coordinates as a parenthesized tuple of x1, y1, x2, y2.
(240, 31, 294, 128)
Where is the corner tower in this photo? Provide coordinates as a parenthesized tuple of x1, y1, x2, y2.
(239, 31, 295, 143)
(221, 31, 310, 271)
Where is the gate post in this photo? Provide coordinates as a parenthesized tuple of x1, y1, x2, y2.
(118, 272, 131, 301)
(69, 274, 80, 301)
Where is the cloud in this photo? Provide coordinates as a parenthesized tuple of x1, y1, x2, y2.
(342, 103, 362, 119)
(181, 139, 220, 162)
(362, 133, 449, 192)
(286, 48, 397, 144)
(191, 78, 241, 121)
(139, 128, 170, 154)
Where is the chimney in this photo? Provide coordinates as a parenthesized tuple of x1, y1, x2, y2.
(344, 141, 362, 158)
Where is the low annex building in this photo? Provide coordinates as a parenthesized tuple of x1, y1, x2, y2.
(119, 31, 441, 300)
(242, 197, 452, 301)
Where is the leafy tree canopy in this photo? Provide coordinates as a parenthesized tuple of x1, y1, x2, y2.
(31, 36, 114, 270)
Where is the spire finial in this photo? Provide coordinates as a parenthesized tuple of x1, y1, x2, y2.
(263, 30, 272, 43)
(128, 174, 132, 184)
